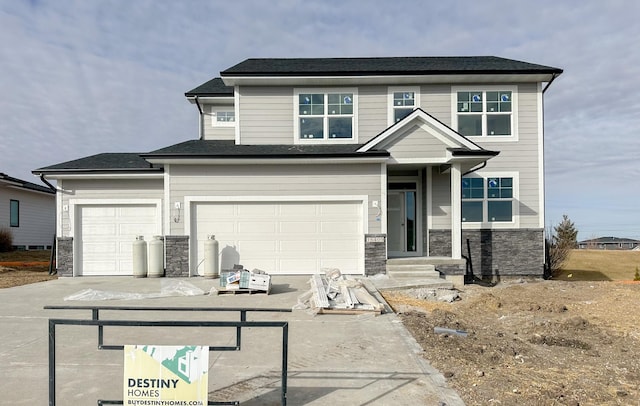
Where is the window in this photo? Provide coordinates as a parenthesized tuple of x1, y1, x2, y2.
(454, 87, 515, 137)
(211, 106, 235, 127)
(388, 87, 420, 125)
(462, 177, 514, 223)
(296, 90, 356, 141)
(10, 199, 19, 227)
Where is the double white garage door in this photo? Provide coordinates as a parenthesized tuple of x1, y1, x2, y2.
(76, 201, 364, 276)
(191, 201, 364, 275)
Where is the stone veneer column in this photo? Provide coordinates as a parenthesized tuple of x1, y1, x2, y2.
(364, 234, 387, 276)
(56, 237, 73, 277)
(164, 236, 189, 277)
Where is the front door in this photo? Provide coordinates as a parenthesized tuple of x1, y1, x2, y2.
(387, 182, 418, 256)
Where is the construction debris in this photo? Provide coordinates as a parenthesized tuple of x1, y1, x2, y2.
(295, 269, 385, 315)
(213, 265, 271, 295)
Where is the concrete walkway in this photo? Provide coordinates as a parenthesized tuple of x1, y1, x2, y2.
(0, 276, 464, 405)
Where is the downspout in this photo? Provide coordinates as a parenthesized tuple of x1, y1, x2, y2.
(39, 174, 57, 192)
(194, 96, 204, 140)
(542, 73, 559, 94)
(462, 160, 487, 176)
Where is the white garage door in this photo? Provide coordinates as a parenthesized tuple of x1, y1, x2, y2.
(191, 201, 364, 275)
(77, 204, 159, 276)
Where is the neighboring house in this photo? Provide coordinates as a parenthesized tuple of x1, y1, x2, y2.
(578, 237, 640, 250)
(34, 56, 562, 280)
(0, 172, 56, 250)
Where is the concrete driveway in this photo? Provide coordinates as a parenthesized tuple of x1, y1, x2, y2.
(0, 276, 463, 405)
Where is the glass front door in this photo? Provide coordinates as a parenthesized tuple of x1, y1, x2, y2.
(387, 183, 417, 255)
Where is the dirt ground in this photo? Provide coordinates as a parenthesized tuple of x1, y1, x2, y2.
(0, 249, 56, 288)
(382, 280, 640, 406)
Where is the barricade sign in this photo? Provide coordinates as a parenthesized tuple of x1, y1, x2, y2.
(124, 345, 209, 404)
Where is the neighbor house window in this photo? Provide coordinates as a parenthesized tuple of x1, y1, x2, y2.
(296, 90, 356, 140)
(211, 106, 235, 127)
(454, 87, 516, 137)
(10, 199, 19, 227)
(462, 176, 514, 223)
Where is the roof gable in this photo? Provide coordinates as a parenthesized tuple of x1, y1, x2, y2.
(359, 109, 482, 153)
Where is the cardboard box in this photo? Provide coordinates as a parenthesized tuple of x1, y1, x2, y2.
(248, 274, 271, 292)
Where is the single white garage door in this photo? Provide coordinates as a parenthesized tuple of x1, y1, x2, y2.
(77, 204, 159, 275)
(191, 201, 364, 275)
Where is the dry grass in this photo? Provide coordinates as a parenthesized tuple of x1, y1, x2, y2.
(555, 249, 640, 281)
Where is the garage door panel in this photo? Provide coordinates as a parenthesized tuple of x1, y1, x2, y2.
(321, 258, 359, 270)
(280, 240, 318, 252)
(193, 201, 363, 275)
(238, 240, 277, 253)
(279, 221, 318, 233)
(78, 204, 157, 276)
(238, 221, 276, 233)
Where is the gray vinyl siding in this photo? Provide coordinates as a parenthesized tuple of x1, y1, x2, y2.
(358, 85, 387, 143)
(421, 84, 451, 124)
(0, 188, 55, 247)
(168, 163, 383, 236)
(202, 103, 235, 141)
(237, 86, 293, 144)
(465, 83, 541, 228)
(59, 179, 164, 237)
(386, 124, 450, 160)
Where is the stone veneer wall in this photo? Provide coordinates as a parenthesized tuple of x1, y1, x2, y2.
(429, 229, 545, 278)
(56, 237, 73, 277)
(364, 234, 387, 275)
(164, 235, 189, 277)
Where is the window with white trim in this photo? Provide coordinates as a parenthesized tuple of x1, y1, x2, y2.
(388, 87, 420, 125)
(211, 106, 235, 127)
(296, 90, 355, 140)
(10, 199, 19, 227)
(462, 176, 514, 222)
(455, 88, 515, 137)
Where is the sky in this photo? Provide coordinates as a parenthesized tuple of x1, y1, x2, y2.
(1, 0, 638, 240)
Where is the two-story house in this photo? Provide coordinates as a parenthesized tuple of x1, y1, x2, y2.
(34, 56, 562, 282)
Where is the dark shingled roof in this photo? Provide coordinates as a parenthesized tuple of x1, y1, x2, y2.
(221, 56, 563, 77)
(0, 172, 55, 194)
(33, 153, 162, 174)
(185, 77, 234, 97)
(143, 140, 389, 159)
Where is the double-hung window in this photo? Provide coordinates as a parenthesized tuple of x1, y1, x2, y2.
(10, 199, 19, 227)
(454, 87, 516, 138)
(462, 176, 515, 223)
(296, 90, 356, 141)
(388, 87, 419, 125)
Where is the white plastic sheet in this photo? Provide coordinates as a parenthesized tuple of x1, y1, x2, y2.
(64, 279, 206, 301)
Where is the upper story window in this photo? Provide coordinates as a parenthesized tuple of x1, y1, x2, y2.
(388, 87, 420, 125)
(295, 89, 357, 142)
(10, 199, 19, 227)
(211, 106, 235, 127)
(453, 86, 517, 139)
(462, 176, 515, 224)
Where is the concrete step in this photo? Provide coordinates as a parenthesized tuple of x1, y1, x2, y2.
(386, 264, 440, 279)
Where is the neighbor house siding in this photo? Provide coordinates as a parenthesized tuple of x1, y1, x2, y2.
(59, 179, 164, 236)
(237, 86, 293, 145)
(0, 188, 55, 248)
(168, 163, 383, 236)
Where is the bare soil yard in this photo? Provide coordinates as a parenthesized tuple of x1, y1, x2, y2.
(383, 249, 640, 406)
(0, 250, 56, 288)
